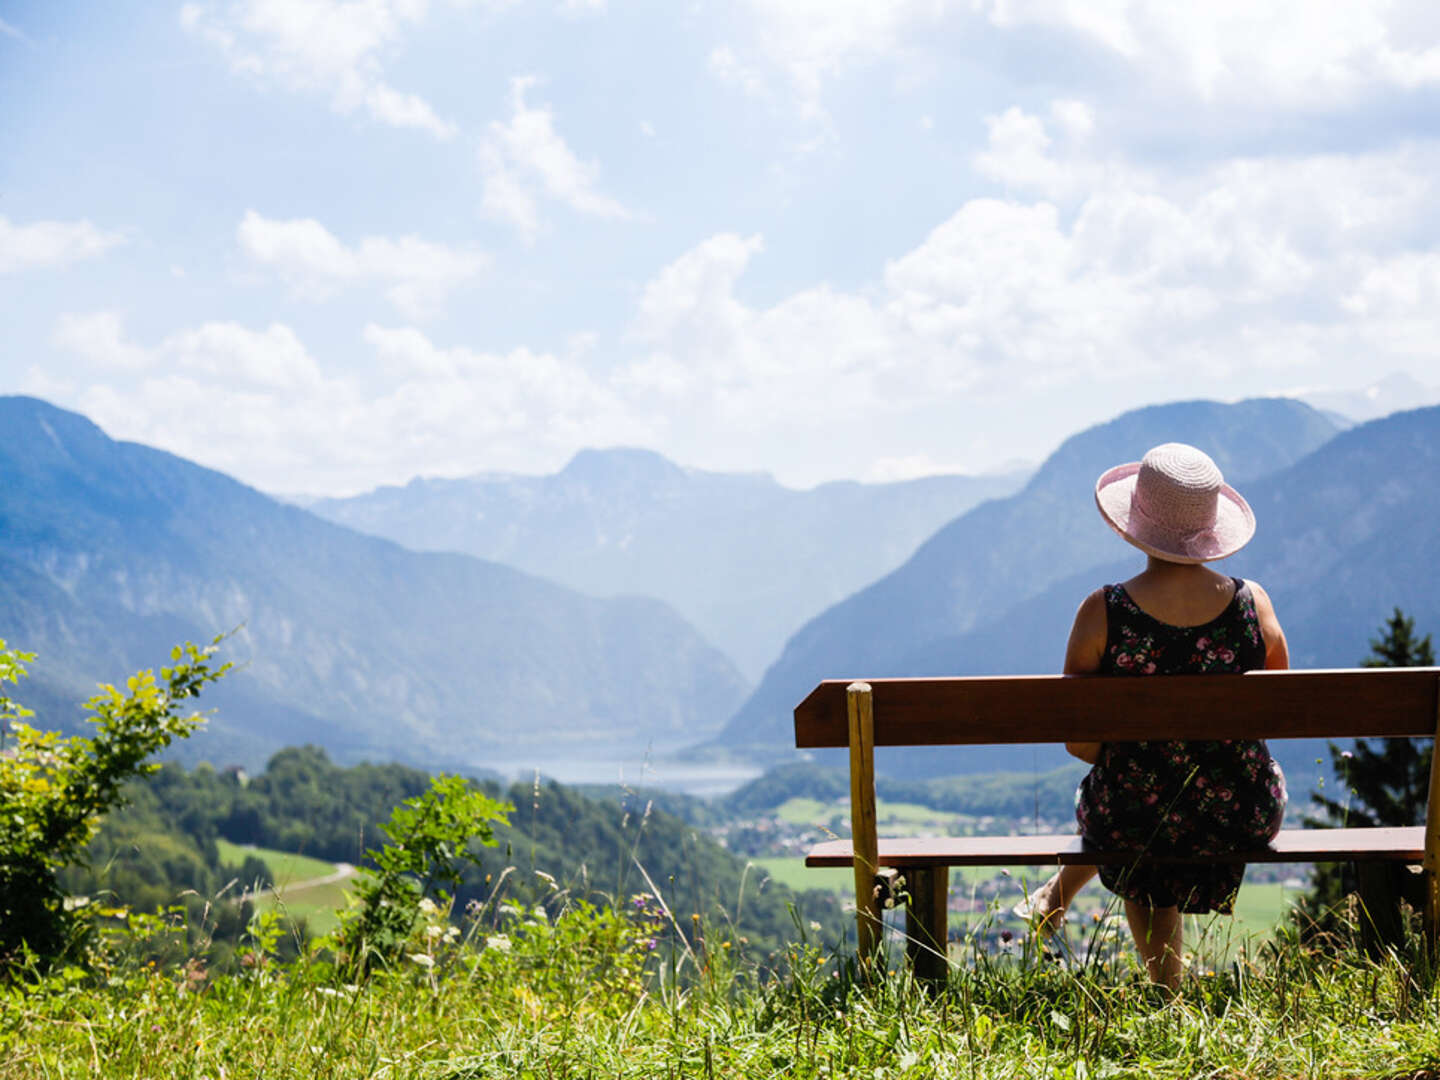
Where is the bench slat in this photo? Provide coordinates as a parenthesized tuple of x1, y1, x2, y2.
(803, 826, 1426, 868)
(794, 669, 1440, 748)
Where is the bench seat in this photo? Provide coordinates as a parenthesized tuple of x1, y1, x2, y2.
(794, 671, 1440, 978)
(805, 826, 1426, 868)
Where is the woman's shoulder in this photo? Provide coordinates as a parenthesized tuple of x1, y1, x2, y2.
(1064, 587, 1110, 674)
(1237, 578, 1272, 611)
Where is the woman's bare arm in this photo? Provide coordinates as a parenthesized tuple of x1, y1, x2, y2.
(1064, 588, 1108, 764)
(1247, 580, 1290, 671)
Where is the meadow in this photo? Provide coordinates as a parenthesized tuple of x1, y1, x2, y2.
(214, 839, 355, 935)
(4, 878, 1438, 1080)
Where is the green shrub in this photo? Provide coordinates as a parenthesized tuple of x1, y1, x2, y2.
(0, 637, 229, 972)
(335, 772, 511, 974)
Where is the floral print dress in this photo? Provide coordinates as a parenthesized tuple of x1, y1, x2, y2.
(1075, 579, 1287, 914)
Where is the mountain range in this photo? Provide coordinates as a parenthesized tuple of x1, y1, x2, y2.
(6, 392, 1437, 792)
(303, 451, 1028, 680)
(0, 396, 747, 771)
(714, 398, 1346, 757)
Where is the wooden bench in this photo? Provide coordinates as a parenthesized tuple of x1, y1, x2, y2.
(794, 669, 1440, 981)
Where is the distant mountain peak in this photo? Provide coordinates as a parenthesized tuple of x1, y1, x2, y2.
(1296, 371, 1440, 424)
(558, 447, 689, 487)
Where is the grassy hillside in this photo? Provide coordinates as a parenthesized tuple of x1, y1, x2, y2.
(3, 892, 1435, 1079)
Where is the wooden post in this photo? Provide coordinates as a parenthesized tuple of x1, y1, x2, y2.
(905, 866, 950, 989)
(848, 681, 881, 963)
(1424, 676, 1440, 956)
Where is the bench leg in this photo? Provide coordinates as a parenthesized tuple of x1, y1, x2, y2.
(1426, 676, 1440, 960)
(1356, 862, 1405, 956)
(905, 866, 949, 988)
(847, 682, 882, 965)
(1426, 868, 1440, 960)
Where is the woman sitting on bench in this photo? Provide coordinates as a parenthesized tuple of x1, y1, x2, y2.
(1019, 442, 1290, 989)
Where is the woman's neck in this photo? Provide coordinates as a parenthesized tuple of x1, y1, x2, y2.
(1141, 556, 1212, 579)
(1122, 557, 1235, 624)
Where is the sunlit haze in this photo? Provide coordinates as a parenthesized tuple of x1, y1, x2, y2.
(4, 0, 1440, 495)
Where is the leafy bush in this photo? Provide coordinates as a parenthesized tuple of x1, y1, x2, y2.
(0, 637, 229, 972)
(336, 773, 511, 973)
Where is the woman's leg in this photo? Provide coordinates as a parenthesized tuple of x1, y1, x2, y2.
(1123, 900, 1183, 989)
(1017, 864, 1097, 931)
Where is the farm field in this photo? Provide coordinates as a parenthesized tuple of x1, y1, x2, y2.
(214, 839, 354, 934)
(750, 855, 1301, 942)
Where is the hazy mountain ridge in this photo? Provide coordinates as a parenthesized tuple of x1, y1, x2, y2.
(306, 448, 1030, 680)
(0, 396, 748, 770)
(715, 397, 1345, 756)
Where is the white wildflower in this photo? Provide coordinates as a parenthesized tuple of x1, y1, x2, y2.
(407, 953, 435, 968)
(486, 934, 512, 952)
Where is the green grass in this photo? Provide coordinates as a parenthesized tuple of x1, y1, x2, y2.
(214, 839, 353, 933)
(5, 893, 1439, 1079)
(753, 857, 1299, 934)
(774, 797, 974, 831)
(214, 839, 338, 886)
(750, 856, 998, 895)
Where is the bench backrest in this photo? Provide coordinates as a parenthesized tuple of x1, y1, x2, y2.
(794, 668, 1440, 748)
(796, 668, 1440, 959)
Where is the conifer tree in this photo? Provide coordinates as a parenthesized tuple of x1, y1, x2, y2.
(1301, 608, 1434, 940)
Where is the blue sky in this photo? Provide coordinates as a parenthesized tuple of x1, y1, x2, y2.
(4, 0, 1440, 496)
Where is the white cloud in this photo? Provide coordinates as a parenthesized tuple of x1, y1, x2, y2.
(237, 210, 488, 318)
(50, 315, 652, 495)
(479, 77, 636, 237)
(979, 0, 1440, 104)
(51, 312, 153, 371)
(863, 453, 976, 483)
(613, 124, 1440, 475)
(54, 312, 324, 390)
(164, 322, 326, 390)
(718, 2, 1440, 123)
(720, 0, 947, 119)
(0, 216, 126, 273)
(708, 46, 769, 101)
(38, 98, 1440, 494)
(180, 0, 457, 139)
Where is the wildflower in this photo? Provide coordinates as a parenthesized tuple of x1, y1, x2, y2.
(465, 898, 483, 918)
(808, 921, 821, 932)
(417, 897, 439, 917)
(424, 924, 444, 940)
(486, 934, 512, 952)
(407, 953, 435, 968)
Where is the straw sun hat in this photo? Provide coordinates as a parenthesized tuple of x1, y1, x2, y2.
(1094, 443, 1255, 564)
